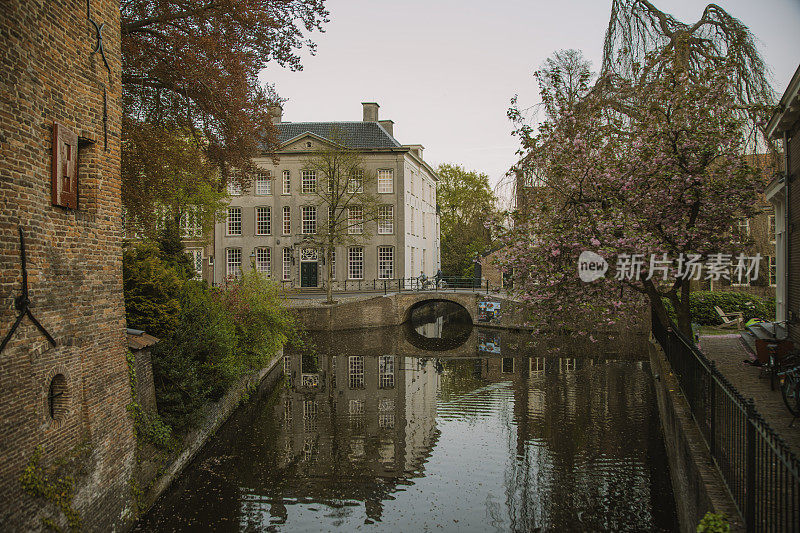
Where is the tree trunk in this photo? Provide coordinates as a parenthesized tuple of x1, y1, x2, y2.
(325, 239, 334, 305)
(644, 278, 671, 333)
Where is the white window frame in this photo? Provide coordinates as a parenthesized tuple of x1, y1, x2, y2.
(282, 170, 291, 195)
(348, 355, 364, 389)
(282, 206, 291, 235)
(180, 208, 202, 238)
(226, 248, 242, 279)
(330, 250, 336, 279)
(256, 171, 272, 195)
(769, 255, 776, 287)
(301, 170, 317, 194)
(348, 169, 364, 193)
(302, 205, 317, 235)
(377, 169, 393, 194)
(255, 206, 271, 235)
(255, 247, 271, 275)
(227, 207, 242, 236)
(348, 205, 363, 235)
(348, 247, 364, 280)
(378, 205, 393, 234)
(227, 180, 242, 196)
(379, 355, 395, 389)
(283, 248, 292, 281)
(737, 217, 750, 236)
(378, 246, 394, 280)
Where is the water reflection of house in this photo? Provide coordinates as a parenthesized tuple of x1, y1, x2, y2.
(274, 350, 439, 519)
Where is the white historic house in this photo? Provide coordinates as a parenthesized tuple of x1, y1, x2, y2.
(206, 102, 441, 288)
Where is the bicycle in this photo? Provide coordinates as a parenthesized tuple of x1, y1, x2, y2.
(778, 351, 800, 424)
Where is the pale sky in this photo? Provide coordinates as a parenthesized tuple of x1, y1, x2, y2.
(259, 0, 800, 201)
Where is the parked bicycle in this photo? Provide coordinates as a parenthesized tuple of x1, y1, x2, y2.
(778, 351, 800, 423)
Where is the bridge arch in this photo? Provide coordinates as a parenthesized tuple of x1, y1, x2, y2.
(398, 293, 477, 325)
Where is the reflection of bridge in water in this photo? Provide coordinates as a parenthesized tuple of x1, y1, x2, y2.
(135, 312, 670, 531)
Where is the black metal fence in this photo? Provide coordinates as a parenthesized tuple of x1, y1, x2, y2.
(651, 310, 800, 532)
(279, 276, 491, 294)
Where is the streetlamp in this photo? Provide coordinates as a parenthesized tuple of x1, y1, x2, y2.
(249, 250, 256, 270)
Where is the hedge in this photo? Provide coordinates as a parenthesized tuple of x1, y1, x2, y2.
(663, 291, 775, 326)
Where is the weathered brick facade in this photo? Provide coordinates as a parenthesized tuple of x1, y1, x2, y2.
(1, 1, 135, 530)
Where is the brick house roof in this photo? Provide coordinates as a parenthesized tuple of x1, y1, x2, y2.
(272, 121, 402, 150)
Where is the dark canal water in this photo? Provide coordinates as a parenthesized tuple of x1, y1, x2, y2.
(136, 302, 678, 532)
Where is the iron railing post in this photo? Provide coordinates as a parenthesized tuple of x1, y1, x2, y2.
(745, 398, 756, 533)
(709, 361, 717, 459)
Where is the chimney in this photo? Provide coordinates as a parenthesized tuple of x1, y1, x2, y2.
(362, 102, 379, 122)
(378, 119, 394, 137)
(406, 144, 424, 159)
(268, 104, 283, 124)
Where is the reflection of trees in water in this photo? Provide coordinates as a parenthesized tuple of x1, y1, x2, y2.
(139, 330, 675, 532)
(440, 355, 676, 532)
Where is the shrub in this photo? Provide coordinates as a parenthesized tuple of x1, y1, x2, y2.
(664, 291, 774, 326)
(150, 275, 294, 430)
(216, 271, 294, 372)
(150, 281, 237, 429)
(123, 241, 184, 338)
(697, 511, 730, 533)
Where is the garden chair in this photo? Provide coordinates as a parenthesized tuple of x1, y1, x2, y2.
(714, 306, 743, 329)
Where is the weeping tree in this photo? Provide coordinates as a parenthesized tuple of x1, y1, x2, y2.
(599, 0, 777, 332)
(602, 0, 776, 152)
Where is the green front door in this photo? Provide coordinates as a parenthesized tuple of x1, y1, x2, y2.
(301, 261, 318, 287)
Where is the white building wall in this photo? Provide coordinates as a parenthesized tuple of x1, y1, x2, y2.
(403, 156, 439, 278)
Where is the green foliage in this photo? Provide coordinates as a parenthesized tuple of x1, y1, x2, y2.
(151, 282, 238, 429)
(19, 445, 89, 532)
(663, 291, 775, 326)
(156, 222, 196, 280)
(122, 121, 229, 241)
(436, 163, 498, 277)
(217, 271, 294, 372)
(697, 511, 730, 533)
(125, 351, 173, 450)
(149, 274, 294, 430)
(123, 241, 184, 338)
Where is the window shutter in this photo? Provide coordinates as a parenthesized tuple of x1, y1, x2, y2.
(51, 122, 78, 209)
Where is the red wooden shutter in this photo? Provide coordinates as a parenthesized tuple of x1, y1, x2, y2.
(51, 122, 78, 209)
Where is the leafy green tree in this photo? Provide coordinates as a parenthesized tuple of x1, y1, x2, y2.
(436, 164, 498, 277)
(122, 241, 185, 338)
(122, 121, 229, 241)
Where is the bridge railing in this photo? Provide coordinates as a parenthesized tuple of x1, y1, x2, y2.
(273, 277, 491, 294)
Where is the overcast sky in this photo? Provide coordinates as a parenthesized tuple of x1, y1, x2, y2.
(259, 0, 800, 200)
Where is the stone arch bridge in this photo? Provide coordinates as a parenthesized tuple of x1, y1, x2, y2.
(292, 291, 520, 331)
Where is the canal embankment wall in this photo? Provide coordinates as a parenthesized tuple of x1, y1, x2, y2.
(133, 348, 284, 518)
(649, 340, 744, 532)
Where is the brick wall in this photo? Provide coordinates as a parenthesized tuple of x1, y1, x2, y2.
(0, 1, 135, 530)
(788, 122, 800, 346)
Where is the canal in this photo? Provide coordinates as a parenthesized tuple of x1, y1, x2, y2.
(136, 302, 678, 532)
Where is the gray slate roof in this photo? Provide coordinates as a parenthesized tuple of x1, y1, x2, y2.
(271, 121, 402, 150)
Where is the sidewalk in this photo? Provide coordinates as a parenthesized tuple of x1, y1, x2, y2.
(700, 334, 800, 457)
